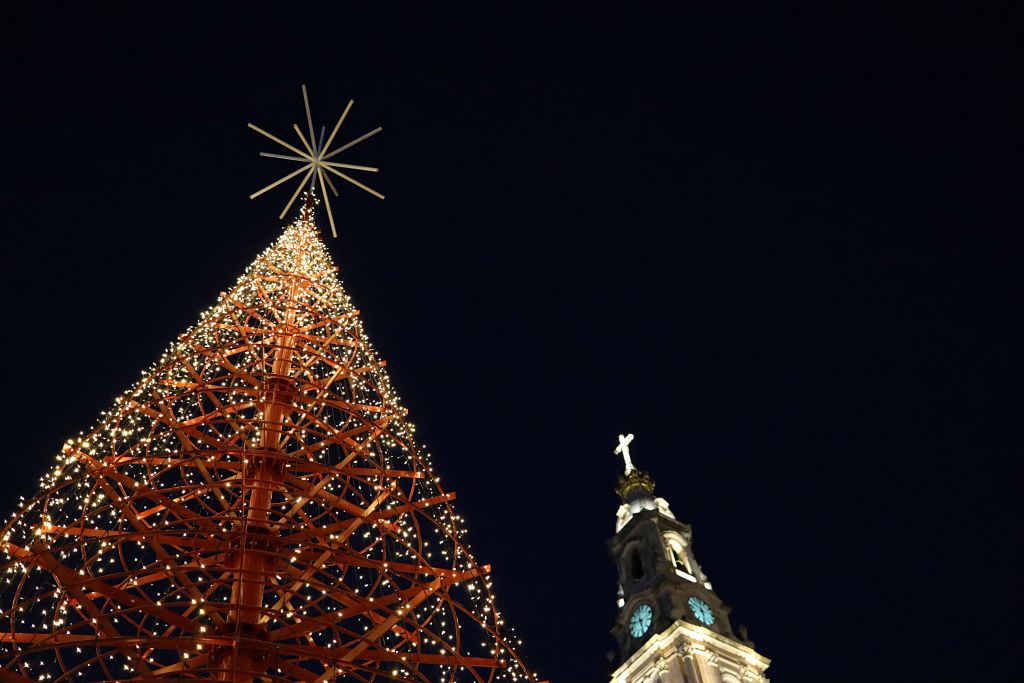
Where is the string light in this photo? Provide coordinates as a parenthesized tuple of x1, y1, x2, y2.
(0, 197, 539, 682)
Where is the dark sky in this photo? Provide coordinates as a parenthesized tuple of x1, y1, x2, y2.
(2, 5, 1021, 682)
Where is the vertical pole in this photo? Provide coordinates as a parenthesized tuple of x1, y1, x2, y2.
(216, 212, 310, 681)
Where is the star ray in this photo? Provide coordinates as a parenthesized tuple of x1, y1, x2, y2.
(323, 165, 385, 200)
(301, 84, 318, 154)
(322, 100, 354, 153)
(321, 127, 383, 161)
(293, 123, 317, 157)
(316, 167, 338, 238)
(260, 152, 310, 162)
(250, 163, 314, 200)
(322, 169, 340, 197)
(247, 123, 312, 159)
(322, 161, 379, 172)
(279, 167, 317, 219)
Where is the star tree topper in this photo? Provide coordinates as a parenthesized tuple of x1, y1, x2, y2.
(249, 85, 384, 237)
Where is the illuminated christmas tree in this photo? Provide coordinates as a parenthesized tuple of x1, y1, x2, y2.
(0, 91, 536, 683)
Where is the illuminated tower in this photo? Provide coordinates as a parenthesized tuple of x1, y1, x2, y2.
(0, 89, 537, 683)
(608, 435, 770, 683)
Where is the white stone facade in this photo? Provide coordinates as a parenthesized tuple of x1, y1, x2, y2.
(610, 619, 770, 683)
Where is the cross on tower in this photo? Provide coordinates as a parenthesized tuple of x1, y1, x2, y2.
(615, 433, 636, 474)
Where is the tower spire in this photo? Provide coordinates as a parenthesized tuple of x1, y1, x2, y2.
(613, 433, 657, 505)
(606, 437, 770, 682)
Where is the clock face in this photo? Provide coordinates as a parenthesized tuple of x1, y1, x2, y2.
(628, 603, 653, 638)
(688, 596, 715, 626)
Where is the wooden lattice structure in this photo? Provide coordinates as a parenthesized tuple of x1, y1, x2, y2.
(0, 203, 535, 683)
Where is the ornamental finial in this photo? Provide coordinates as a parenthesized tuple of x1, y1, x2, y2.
(613, 433, 656, 502)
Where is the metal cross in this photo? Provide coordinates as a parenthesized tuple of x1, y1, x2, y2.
(248, 85, 384, 238)
(614, 433, 636, 474)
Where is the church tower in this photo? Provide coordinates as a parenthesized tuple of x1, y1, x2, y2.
(608, 435, 770, 683)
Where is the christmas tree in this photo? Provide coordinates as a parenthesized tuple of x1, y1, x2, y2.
(0, 197, 536, 682)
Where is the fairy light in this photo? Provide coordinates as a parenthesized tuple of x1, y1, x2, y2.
(0, 197, 540, 682)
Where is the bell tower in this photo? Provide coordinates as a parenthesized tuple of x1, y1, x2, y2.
(608, 434, 771, 683)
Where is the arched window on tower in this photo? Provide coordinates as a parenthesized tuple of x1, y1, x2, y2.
(665, 534, 695, 581)
(628, 548, 644, 583)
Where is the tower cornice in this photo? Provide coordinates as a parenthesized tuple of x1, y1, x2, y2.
(610, 619, 770, 683)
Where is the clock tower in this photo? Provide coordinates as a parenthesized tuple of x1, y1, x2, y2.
(608, 434, 771, 683)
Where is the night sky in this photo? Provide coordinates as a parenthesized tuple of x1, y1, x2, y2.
(2, 5, 1021, 682)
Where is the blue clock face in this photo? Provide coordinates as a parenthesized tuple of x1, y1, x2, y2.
(688, 596, 715, 626)
(629, 603, 653, 638)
